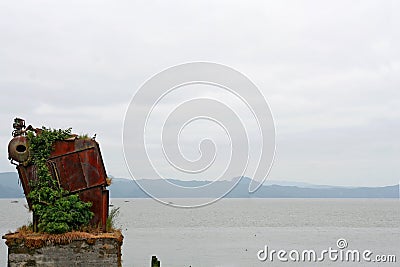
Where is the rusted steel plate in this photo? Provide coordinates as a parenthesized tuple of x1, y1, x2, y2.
(102, 189, 109, 231)
(16, 165, 36, 209)
(14, 138, 109, 230)
(79, 187, 109, 231)
(49, 148, 107, 192)
(62, 154, 84, 191)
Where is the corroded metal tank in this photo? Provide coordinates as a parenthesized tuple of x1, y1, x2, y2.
(8, 118, 109, 232)
(8, 135, 29, 164)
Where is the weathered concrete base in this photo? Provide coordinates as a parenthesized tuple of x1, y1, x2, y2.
(2, 230, 123, 267)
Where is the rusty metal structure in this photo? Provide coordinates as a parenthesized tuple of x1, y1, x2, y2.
(8, 118, 109, 232)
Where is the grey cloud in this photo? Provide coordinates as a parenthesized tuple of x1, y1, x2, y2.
(0, 0, 398, 185)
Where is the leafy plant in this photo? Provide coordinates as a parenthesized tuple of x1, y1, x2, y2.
(27, 127, 93, 234)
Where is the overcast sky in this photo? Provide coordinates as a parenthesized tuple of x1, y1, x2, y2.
(0, 0, 398, 186)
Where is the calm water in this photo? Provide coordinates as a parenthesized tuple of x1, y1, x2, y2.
(1, 199, 399, 266)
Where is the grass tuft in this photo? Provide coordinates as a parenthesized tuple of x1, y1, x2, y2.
(106, 207, 120, 232)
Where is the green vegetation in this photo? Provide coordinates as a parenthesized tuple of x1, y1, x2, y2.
(78, 133, 90, 139)
(27, 127, 93, 234)
(106, 207, 120, 232)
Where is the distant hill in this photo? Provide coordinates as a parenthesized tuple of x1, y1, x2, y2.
(0, 172, 398, 198)
(0, 172, 24, 198)
(107, 176, 399, 198)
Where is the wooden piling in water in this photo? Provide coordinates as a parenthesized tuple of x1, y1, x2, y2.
(151, 255, 161, 267)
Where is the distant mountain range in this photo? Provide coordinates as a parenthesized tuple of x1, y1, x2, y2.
(1, 172, 398, 199)
(0, 172, 25, 198)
